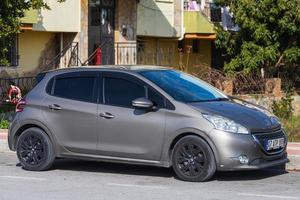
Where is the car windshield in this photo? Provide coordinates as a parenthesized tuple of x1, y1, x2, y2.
(140, 70, 228, 103)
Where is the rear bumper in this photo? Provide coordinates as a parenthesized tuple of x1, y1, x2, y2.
(7, 116, 20, 151)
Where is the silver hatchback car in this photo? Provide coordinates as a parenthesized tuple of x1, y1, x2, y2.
(8, 66, 288, 182)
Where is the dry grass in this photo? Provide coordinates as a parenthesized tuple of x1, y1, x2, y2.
(283, 116, 300, 142)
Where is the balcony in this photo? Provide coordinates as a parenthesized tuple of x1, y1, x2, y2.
(184, 0, 221, 23)
(184, 11, 215, 39)
(20, 9, 38, 29)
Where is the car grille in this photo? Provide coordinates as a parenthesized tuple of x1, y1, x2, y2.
(252, 130, 286, 155)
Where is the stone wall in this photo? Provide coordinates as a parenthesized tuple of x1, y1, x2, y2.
(236, 94, 300, 116)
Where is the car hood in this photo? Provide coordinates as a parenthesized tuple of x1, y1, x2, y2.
(188, 100, 281, 133)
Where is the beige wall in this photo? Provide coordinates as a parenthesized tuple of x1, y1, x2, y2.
(0, 31, 57, 78)
(138, 37, 212, 71)
(115, 0, 137, 42)
(181, 39, 212, 73)
(137, 0, 183, 38)
(33, 0, 80, 32)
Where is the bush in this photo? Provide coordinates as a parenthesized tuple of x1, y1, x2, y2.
(271, 90, 294, 120)
(282, 116, 300, 142)
(0, 119, 9, 129)
(271, 89, 300, 141)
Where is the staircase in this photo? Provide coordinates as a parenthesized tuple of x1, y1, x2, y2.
(42, 42, 80, 71)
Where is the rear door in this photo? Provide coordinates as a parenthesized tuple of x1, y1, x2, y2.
(41, 71, 99, 154)
(97, 72, 166, 161)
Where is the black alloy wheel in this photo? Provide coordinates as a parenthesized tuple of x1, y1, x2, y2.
(16, 127, 55, 171)
(172, 136, 216, 182)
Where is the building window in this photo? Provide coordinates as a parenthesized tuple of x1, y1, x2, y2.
(1, 35, 19, 67)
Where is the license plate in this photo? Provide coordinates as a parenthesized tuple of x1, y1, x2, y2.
(265, 138, 285, 151)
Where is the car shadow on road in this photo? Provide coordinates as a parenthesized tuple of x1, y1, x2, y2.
(213, 169, 288, 181)
(51, 158, 174, 178)
(49, 158, 288, 181)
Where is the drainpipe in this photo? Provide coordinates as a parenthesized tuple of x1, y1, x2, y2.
(178, 0, 185, 41)
(59, 33, 63, 68)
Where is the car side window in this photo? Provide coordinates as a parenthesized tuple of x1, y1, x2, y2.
(52, 76, 96, 103)
(104, 77, 145, 108)
(147, 87, 165, 108)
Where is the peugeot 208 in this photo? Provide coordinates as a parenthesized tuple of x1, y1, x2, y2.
(8, 66, 288, 182)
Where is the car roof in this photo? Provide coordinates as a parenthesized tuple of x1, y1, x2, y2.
(44, 65, 172, 75)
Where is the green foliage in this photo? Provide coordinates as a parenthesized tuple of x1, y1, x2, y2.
(271, 90, 300, 142)
(215, 0, 300, 74)
(283, 116, 300, 142)
(272, 90, 294, 120)
(0, 0, 65, 66)
(0, 119, 9, 129)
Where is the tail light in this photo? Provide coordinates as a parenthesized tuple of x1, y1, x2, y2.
(16, 97, 26, 113)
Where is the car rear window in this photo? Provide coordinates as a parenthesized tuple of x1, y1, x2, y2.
(52, 76, 96, 103)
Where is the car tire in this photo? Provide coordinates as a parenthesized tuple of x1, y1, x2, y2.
(16, 127, 55, 171)
(172, 135, 216, 182)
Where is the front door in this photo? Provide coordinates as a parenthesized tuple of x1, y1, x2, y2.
(88, 0, 115, 65)
(97, 72, 166, 161)
(100, 0, 115, 65)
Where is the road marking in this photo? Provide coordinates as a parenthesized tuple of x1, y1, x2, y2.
(0, 176, 46, 181)
(0, 151, 15, 154)
(238, 193, 299, 199)
(107, 183, 167, 190)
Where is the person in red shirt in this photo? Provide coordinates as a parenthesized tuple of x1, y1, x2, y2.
(7, 81, 22, 105)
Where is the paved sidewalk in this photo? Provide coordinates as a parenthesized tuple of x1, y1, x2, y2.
(1, 129, 299, 170)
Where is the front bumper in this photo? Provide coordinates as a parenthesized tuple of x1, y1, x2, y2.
(209, 129, 289, 171)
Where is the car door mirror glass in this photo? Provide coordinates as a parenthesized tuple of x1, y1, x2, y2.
(132, 97, 154, 109)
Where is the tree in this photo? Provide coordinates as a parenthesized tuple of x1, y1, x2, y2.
(215, 0, 300, 74)
(0, 0, 64, 66)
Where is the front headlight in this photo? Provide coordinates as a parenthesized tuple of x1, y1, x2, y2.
(270, 116, 281, 126)
(202, 113, 249, 134)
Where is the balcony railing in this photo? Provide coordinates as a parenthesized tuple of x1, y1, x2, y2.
(41, 42, 79, 71)
(115, 42, 137, 65)
(184, 1, 222, 22)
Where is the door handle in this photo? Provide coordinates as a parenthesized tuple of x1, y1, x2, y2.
(100, 112, 115, 119)
(49, 104, 62, 111)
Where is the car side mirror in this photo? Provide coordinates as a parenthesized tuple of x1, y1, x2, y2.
(132, 97, 154, 109)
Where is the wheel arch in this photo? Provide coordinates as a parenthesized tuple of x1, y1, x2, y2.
(12, 121, 57, 155)
(167, 131, 220, 167)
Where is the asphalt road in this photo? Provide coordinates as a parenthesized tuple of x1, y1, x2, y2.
(0, 152, 300, 200)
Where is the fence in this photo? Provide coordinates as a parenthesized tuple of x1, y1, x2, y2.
(194, 68, 269, 95)
(0, 76, 36, 102)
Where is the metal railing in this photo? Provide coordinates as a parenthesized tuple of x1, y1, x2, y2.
(41, 42, 80, 71)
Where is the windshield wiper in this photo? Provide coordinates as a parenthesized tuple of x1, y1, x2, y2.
(187, 98, 229, 103)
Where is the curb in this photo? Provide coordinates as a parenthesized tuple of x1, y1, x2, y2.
(0, 129, 9, 153)
(287, 155, 300, 171)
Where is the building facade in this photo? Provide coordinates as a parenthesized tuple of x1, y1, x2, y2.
(0, 0, 218, 78)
